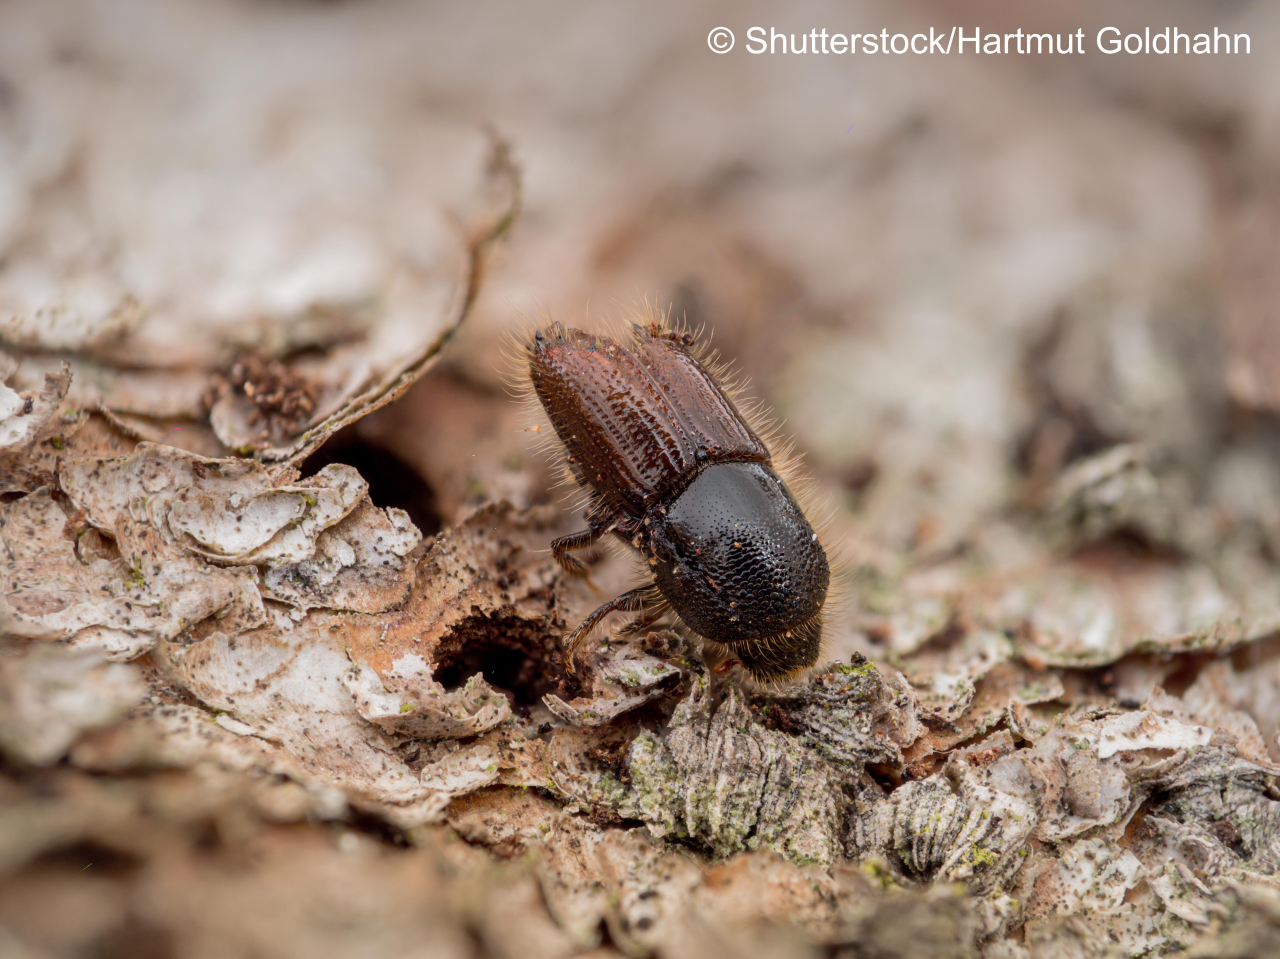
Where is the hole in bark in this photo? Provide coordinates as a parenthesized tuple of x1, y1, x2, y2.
(1068, 531, 1187, 567)
(302, 431, 441, 536)
(865, 762, 907, 790)
(27, 841, 144, 878)
(1162, 655, 1216, 696)
(431, 613, 575, 705)
(1230, 632, 1280, 671)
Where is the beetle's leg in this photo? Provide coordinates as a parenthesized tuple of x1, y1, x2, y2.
(618, 589, 664, 636)
(563, 587, 646, 674)
(618, 610, 662, 636)
(551, 529, 598, 577)
(552, 503, 617, 588)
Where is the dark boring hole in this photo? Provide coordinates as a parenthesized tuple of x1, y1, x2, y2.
(865, 762, 906, 790)
(1208, 818, 1245, 856)
(1068, 529, 1189, 566)
(1093, 665, 1120, 698)
(1230, 632, 1280, 672)
(28, 841, 144, 879)
(1014, 411, 1116, 480)
(1162, 654, 1215, 697)
(344, 808, 414, 848)
(301, 430, 441, 537)
(431, 613, 574, 705)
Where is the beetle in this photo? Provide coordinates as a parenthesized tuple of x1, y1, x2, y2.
(524, 314, 830, 683)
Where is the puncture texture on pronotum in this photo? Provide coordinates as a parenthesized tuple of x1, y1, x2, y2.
(517, 308, 831, 683)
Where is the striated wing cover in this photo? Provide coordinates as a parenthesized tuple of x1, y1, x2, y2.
(529, 323, 768, 513)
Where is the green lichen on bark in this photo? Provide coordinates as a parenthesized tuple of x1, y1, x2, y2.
(750, 654, 921, 775)
(627, 674, 845, 865)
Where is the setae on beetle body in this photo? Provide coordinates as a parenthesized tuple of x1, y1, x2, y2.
(526, 316, 829, 683)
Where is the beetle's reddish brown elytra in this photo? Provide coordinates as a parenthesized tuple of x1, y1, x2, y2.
(523, 314, 830, 683)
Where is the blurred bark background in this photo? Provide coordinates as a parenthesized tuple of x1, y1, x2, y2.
(2, 1, 1280, 957)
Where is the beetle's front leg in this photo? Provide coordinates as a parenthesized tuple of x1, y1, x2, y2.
(550, 529, 599, 578)
(550, 507, 615, 585)
(562, 587, 647, 674)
